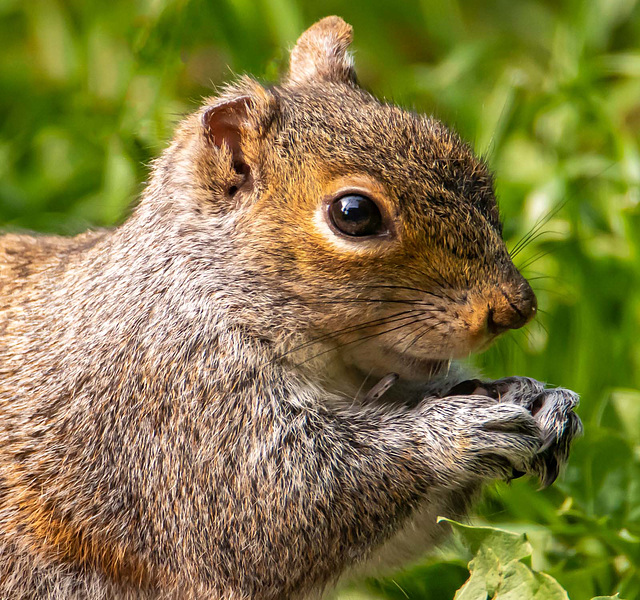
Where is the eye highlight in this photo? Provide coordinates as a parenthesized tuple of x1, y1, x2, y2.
(328, 194, 386, 237)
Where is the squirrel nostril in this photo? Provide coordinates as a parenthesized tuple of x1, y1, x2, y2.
(486, 304, 524, 334)
(487, 286, 537, 334)
(486, 305, 511, 334)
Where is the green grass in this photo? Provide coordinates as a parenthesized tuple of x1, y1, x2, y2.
(1, 0, 639, 598)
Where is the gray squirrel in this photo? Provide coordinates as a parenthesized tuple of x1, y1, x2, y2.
(0, 16, 582, 600)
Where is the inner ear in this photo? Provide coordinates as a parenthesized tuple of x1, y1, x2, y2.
(202, 96, 253, 195)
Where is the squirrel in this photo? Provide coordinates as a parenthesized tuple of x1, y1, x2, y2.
(0, 16, 582, 600)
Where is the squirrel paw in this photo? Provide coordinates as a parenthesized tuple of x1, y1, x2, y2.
(449, 377, 583, 487)
(465, 399, 545, 482)
(425, 397, 544, 484)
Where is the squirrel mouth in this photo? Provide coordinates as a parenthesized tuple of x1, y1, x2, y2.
(381, 347, 449, 380)
(405, 357, 449, 379)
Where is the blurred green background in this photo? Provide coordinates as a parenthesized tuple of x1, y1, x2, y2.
(1, 0, 639, 598)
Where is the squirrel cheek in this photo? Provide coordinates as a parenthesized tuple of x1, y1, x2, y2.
(442, 300, 499, 357)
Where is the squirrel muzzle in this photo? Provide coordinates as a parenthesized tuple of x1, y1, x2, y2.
(486, 278, 537, 334)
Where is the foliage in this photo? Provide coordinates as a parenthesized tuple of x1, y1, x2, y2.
(1, 0, 639, 598)
(445, 519, 570, 600)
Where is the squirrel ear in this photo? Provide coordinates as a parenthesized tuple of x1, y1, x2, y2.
(202, 96, 251, 163)
(202, 96, 254, 192)
(288, 16, 356, 85)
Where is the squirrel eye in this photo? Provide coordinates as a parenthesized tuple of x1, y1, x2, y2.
(328, 194, 385, 237)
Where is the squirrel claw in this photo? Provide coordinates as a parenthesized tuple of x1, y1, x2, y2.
(509, 468, 526, 481)
(537, 454, 560, 489)
(537, 432, 556, 455)
(363, 373, 399, 403)
(446, 379, 484, 396)
(455, 377, 582, 487)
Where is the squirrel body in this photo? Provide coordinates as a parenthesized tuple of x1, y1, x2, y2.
(0, 17, 581, 599)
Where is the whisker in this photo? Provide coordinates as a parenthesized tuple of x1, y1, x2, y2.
(517, 249, 556, 272)
(532, 317, 549, 336)
(390, 318, 437, 354)
(413, 267, 457, 302)
(531, 290, 572, 304)
(353, 367, 374, 404)
(365, 284, 449, 304)
(511, 228, 562, 256)
(509, 160, 617, 259)
(510, 200, 568, 258)
(507, 330, 528, 355)
(282, 297, 435, 307)
(402, 322, 439, 357)
(517, 327, 534, 346)
(292, 316, 431, 368)
(273, 310, 425, 365)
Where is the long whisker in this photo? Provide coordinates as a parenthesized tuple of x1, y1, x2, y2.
(511, 228, 562, 256)
(510, 200, 568, 258)
(282, 297, 435, 307)
(525, 274, 559, 282)
(410, 266, 457, 302)
(390, 318, 437, 354)
(364, 284, 449, 304)
(292, 316, 432, 368)
(271, 310, 426, 365)
(353, 367, 374, 404)
(509, 160, 617, 259)
(507, 330, 528, 355)
(532, 317, 549, 336)
(517, 249, 556, 272)
(411, 267, 457, 303)
(403, 322, 439, 356)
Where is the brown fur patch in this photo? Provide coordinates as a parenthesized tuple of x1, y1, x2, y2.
(4, 474, 153, 589)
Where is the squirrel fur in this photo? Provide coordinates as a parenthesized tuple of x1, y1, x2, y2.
(0, 16, 582, 600)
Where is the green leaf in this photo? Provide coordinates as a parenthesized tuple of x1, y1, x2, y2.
(496, 562, 568, 600)
(439, 518, 533, 564)
(441, 519, 569, 600)
(454, 546, 502, 600)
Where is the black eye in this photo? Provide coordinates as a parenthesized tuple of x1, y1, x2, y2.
(328, 194, 385, 237)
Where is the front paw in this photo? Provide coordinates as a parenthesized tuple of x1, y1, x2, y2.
(526, 387, 582, 487)
(424, 397, 544, 483)
(451, 377, 583, 487)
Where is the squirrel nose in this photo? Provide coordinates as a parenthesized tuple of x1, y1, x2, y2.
(486, 281, 537, 334)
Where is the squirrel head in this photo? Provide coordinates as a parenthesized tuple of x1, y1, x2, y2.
(142, 17, 536, 383)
